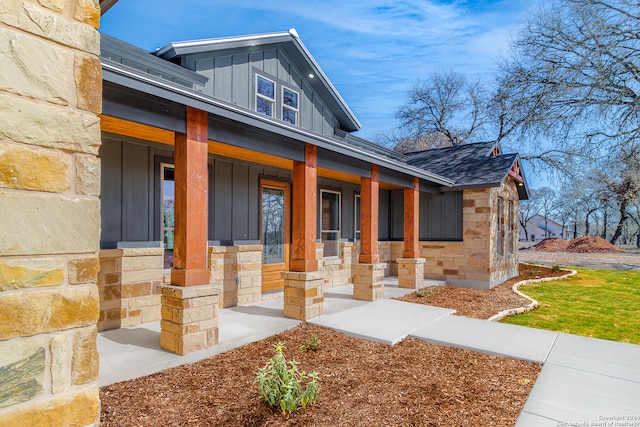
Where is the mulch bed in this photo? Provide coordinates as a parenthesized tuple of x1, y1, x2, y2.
(99, 263, 570, 426)
(100, 324, 540, 427)
(395, 263, 569, 319)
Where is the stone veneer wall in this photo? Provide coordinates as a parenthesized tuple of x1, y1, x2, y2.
(97, 247, 164, 331)
(420, 183, 519, 288)
(488, 181, 520, 286)
(0, 0, 102, 425)
(209, 244, 262, 307)
(377, 241, 403, 276)
(322, 242, 355, 289)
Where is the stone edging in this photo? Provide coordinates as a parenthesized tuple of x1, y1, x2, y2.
(486, 265, 578, 322)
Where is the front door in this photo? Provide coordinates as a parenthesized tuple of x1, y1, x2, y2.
(260, 180, 290, 293)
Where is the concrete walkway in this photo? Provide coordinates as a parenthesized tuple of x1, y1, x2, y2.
(98, 280, 640, 425)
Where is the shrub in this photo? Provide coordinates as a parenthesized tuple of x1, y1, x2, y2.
(416, 289, 426, 298)
(551, 265, 561, 272)
(301, 334, 321, 352)
(255, 342, 320, 414)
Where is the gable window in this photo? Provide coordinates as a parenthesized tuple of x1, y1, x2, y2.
(256, 75, 275, 117)
(321, 190, 341, 257)
(282, 87, 299, 125)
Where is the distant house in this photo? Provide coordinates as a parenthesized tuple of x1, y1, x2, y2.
(519, 214, 566, 242)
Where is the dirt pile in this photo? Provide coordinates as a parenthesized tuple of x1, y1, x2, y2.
(530, 238, 570, 251)
(530, 236, 623, 253)
(566, 236, 624, 253)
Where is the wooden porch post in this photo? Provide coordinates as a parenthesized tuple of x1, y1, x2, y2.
(162, 106, 218, 355)
(353, 164, 385, 301)
(284, 143, 323, 320)
(398, 176, 425, 289)
(290, 143, 318, 272)
(403, 177, 420, 258)
(359, 165, 379, 264)
(171, 106, 210, 286)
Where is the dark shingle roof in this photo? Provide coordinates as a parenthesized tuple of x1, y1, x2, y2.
(406, 142, 529, 199)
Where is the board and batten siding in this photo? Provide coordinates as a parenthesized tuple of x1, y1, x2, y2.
(185, 48, 337, 138)
(99, 135, 292, 248)
(420, 191, 463, 241)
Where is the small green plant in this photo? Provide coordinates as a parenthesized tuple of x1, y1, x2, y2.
(301, 334, 322, 352)
(416, 289, 426, 298)
(551, 265, 561, 272)
(255, 342, 320, 414)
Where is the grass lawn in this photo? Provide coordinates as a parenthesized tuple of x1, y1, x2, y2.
(502, 268, 640, 344)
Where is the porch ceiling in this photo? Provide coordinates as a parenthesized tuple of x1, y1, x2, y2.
(101, 115, 403, 189)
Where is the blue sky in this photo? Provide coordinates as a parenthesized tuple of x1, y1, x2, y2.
(101, 0, 540, 140)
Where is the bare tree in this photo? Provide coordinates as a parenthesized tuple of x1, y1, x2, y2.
(376, 130, 454, 154)
(537, 187, 557, 238)
(554, 183, 582, 239)
(628, 201, 640, 247)
(395, 70, 489, 147)
(518, 188, 544, 241)
(594, 150, 640, 244)
(501, 0, 640, 163)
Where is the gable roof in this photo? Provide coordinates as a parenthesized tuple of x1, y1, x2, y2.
(406, 141, 530, 200)
(155, 29, 361, 133)
(101, 34, 209, 89)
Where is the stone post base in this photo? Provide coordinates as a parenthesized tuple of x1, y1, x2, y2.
(282, 271, 324, 320)
(160, 284, 220, 355)
(397, 258, 425, 289)
(353, 263, 387, 301)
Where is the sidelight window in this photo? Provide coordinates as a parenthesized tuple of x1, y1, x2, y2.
(321, 190, 341, 257)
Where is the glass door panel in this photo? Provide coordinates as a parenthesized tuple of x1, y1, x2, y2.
(161, 164, 174, 269)
(260, 180, 290, 294)
(262, 187, 285, 264)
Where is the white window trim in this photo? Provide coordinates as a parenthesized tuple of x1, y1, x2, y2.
(320, 189, 341, 258)
(256, 74, 276, 117)
(281, 86, 299, 125)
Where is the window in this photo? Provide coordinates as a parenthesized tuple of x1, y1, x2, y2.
(261, 186, 286, 265)
(354, 194, 361, 241)
(496, 198, 504, 256)
(507, 201, 514, 255)
(161, 163, 174, 269)
(256, 75, 275, 117)
(321, 190, 341, 257)
(282, 87, 299, 125)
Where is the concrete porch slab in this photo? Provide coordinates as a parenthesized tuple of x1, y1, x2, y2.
(308, 299, 455, 345)
(98, 298, 300, 386)
(516, 363, 640, 426)
(545, 333, 640, 383)
(410, 316, 559, 363)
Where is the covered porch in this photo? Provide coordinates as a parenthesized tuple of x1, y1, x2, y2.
(98, 276, 448, 385)
(99, 100, 445, 355)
